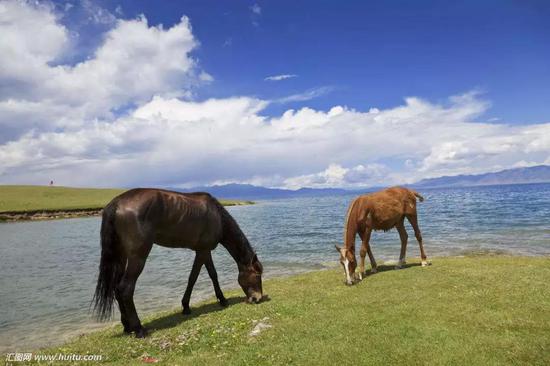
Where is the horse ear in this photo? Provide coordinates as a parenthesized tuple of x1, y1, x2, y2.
(335, 244, 342, 252)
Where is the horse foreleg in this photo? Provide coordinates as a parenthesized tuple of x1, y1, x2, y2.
(182, 252, 206, 315)
(359, 227, 376, 278)
(396, 221, 408, 269)
(204, 252, 228, 307)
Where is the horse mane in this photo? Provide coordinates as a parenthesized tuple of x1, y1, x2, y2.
(213, 198, 256, 266)
(343, 197, 360, 252)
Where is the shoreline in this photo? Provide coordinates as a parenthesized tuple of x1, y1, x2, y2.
(0, 201, 254, 223)
(0, 207, 104, 222)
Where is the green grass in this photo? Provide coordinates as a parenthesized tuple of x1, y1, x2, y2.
(0, 185, 125, 212)
(0, 185, 252, 213)
(36, 256, 550, 365)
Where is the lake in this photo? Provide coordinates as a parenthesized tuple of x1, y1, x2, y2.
(1, 183, 549, 352)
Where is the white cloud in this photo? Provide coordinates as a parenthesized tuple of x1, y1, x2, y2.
(0, 0, 203, 141)
(264, 74, 298, 81)
(283, 163, 390, 189)
(249, 3, 261, 27)
(1, 90, 549, 188)
(81, 0, 116, 25)
(275, 86, 333, 104)
(250, 4, 261, 15)
(223, 37, 233, 47)
(0, 0, 68, 83)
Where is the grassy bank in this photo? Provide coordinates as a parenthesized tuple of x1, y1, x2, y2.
(0, 186, 126, 212)
(0, 186, 253, 219)
(35, 256, 550, 365)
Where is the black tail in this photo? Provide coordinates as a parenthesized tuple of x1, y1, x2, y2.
(92, 201, 124, 321)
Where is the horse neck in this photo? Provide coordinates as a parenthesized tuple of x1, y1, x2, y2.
(219, 206, 254, 267)
(343, 199, 359, 252)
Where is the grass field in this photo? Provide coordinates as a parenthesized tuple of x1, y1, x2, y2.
(34, 256, 550, 365)
(0, 185, 252, 213)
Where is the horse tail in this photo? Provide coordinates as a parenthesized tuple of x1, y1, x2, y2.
(410, 189, 424, 202)
(92, 200, 124, 321)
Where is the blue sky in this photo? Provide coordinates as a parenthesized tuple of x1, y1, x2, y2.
(79, 0, 550, 122)
(0, 0, 549, 188)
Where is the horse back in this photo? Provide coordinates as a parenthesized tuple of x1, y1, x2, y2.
(361, 187, 417, 230)
(111, 188, 223, 250)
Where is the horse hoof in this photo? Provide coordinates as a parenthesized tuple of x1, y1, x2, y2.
(219, 298, 228, 307)
(182, 307, 191, 315)
(395, 260, 406, 270)
(370, 268, 378, 274)
(135, 328, 148, 338)
(421, 260, 431, 267)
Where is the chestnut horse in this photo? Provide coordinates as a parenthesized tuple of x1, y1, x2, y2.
(93, 188, 263, 337)
(335, 186, 428, 285)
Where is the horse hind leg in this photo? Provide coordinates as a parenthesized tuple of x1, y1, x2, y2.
(114, 287, 130, 334)
(395, 220, 408, 269)
(406, 214, 429, 266)
(114, 255, 130, 333)
(117, 243, 151, 338)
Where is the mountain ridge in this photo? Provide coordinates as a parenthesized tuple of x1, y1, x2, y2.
(412, 165, 550, 188)
(174, 165, 550, 199)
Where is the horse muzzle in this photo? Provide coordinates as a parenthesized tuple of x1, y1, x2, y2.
(247, 292, 263, 304)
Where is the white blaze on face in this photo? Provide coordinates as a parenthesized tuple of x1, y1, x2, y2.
(343, 258, 352, 284)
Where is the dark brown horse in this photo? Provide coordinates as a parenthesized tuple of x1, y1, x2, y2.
(335, 186, 429, 285)
(93, 188, 263, 338)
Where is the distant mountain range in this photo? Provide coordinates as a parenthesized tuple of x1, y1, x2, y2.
(175, 165, 550, 199)
(412, 165, 550, 188)
(177, 183, 357, 200)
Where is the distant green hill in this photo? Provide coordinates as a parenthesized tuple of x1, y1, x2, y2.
(0, 185, 125, 213)
(0, 185, 250, 213)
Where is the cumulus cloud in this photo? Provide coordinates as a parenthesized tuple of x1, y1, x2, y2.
(1, 90, 549, 188)
(265, 74, 298, 81)
(0, 0, 203, 141)
(283, 163, 390, 189)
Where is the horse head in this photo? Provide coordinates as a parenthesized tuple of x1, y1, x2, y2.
(238, 253, 263, 303)
(335, 245, 358, 285)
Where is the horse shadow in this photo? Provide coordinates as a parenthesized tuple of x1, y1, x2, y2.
(364, 262, 422, 276)
(138, 294, 274, 334)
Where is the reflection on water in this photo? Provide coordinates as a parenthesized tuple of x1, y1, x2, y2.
(0, 183, 549, 351)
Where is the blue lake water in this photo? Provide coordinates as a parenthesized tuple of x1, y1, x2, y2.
(1, 183, 549, 352)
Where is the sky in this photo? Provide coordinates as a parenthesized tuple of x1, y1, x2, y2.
(0, 0, 549, 189)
